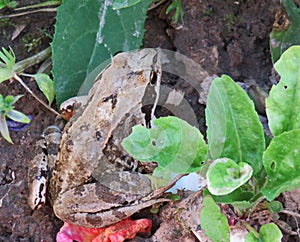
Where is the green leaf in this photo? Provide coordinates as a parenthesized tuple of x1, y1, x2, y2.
(245, 223, 282, 242)
(52, 0, 151, 105)
(245, 232, 258, 242)
(207, 158, 253, 196)
(262, 129, 300, 201)
(6, 110, 30, 123)
(0, 0, 9, 9)
(269, 201, 283, 213)
(11, 94, 23, 104)
(259, 223, 282, 241)
(122, 116, 208, 177)
(31, 73, 55, 105)
(205, 75, 265, 176)
(203, 188, 254, 214)
(200, 196, 230, 242)
(8, 1, 16, 8)
(0, 114, 13, 143)
(0, 47, 16, 83)
(266, 46, 300, 136)
(112, 0, 141, 10)
(270, 0, 300, 63)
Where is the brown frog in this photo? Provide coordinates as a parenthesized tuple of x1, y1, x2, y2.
(29, 48, 181, 228)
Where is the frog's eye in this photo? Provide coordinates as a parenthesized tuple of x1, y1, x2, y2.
(150, 70, 157, 85)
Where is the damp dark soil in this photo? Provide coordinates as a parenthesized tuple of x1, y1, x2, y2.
(1, 0, 300, 241)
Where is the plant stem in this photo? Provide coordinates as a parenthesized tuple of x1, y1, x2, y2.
(14, 0, 61, 11)
(149, 0, 168, 10)
(14, 47, 52, 74)
(0, 8, 57, 19)
(13, 73, 60, 116)
(243, 222, 259, 238)
(281, 209, 300, 218)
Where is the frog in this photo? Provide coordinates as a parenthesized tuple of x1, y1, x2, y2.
(28, 48, 182, 228)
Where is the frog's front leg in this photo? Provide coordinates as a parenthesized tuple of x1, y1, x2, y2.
(53, 176, 169, 228)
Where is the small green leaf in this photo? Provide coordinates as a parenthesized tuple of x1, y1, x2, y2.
(0, 0, 16, 9)
(6, 110, 30, 123)
(122, 116, 208, 177)
(269, 201, 283, 213)
(207, 158, 253, 196)
(259, 223, 282, 241)
(200, 196, 230, 242)
(206, 75, 265, 176)
(266, 46, 300, 136)
(31, 73, 55, 105)
(0, 47, 16, 83)
(0, 114, 13, 143)
(262, 129, 300, 201)
(8, 1, 16, 8)
(112, 0, 141, 10)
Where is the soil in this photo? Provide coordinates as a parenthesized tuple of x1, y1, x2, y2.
(1, 0, 300, 241)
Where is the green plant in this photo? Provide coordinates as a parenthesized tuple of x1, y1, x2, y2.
(0, 47, 58, 142)
(0, 94, 30, 143)
(122, 46, 300, 240)
(0, 0, 16, 10)
(165, 0, 184, 24)
(0, 47, 58, 111)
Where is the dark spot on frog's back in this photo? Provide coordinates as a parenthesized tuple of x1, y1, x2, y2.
(96, 130, 102, 140)
(102, 93, 118, 109)
(66, 139, 74, 152)
(72, 185, 86, 197)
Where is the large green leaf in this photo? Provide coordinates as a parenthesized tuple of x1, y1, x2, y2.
(122, 116, 208, 177)
(205, 75, 265, 176)
(52, 0, 151, 105)
(269, 0, 300, 63)
(200, 196, 230, 242)
(262, 129, 300, 201)
(266, 46, 300, 136)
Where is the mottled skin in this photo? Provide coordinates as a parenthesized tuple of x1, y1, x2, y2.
(48, 49, 169, 228)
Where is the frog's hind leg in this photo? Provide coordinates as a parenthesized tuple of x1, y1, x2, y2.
(52, 182, 169, 228)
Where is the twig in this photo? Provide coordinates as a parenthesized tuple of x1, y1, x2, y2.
(14, 0, 61, 11)
(149, 0, 168, 11)
(281, 209, 300, 219)
(0, 8, 56, 19)
(13, 74, 60, 116)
